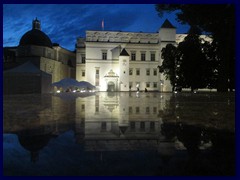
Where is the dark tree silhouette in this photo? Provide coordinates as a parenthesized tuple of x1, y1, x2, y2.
(159, 44, 179, 92)
(160, 27, 218, 91)
(155, 4, 235, 92)
(178, 27, 214, 91)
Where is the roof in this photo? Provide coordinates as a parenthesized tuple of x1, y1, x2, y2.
(161, 19, 176, 29)
(119, 48, 129, 56)
(19, 29, 52, 48)
(4, 61, 50, 76)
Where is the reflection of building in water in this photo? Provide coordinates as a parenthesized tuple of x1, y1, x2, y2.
(4, 94, 76, 162)
(75, 92, 174, 152)
(4, 93, 228, 164)
(74, 92, 223, 163)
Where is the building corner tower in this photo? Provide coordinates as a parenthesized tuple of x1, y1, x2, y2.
(119, 48, 129, 91)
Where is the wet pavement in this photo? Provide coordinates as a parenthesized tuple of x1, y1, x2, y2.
(3, 92, 235, 176)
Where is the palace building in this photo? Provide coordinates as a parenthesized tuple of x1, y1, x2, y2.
(3, 18, 211, 94)
(76, 19, 182, 92)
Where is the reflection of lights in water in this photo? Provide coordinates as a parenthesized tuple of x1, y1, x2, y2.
(174, 139, 186, 150)
(200, 140, 212, 150)
(136, 91, 140, 97)
(213, 111, 218, 115)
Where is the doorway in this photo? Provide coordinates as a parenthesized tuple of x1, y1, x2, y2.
(107, 81, 115, 92)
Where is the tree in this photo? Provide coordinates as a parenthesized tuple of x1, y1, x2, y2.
(201, 40, 219, 89)
(178, 27, 211, 91)
(160, 27, 218, 91)
(159, 44, 178, 92)
(155, 4, 235, 92)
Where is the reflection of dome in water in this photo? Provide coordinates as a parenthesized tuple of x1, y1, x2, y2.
(18, 133, 52, 162)
(19, 18, 52, 48)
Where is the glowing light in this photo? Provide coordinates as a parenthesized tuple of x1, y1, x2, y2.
(56, 90, 61, 93)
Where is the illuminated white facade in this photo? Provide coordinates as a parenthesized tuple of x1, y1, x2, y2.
(76, 20, 179, 92)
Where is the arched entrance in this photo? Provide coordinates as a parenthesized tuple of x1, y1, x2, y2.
(104, 69, 119, 91)
(107, 81, 115, 92)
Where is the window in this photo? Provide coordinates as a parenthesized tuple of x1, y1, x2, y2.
(95, 69, 100, 86)
(102, 52, 107, 60)
(130, 122, 135, 130)
(151, 53, 155, 61)
(96, 69, 99, 75)
(96, 106, 99, 112)
(82, 57, 85, 63)
(146, 82, 150, 88)
(140, 122, 145, 131)
(153, 107, 157, 114)
(136, 69, 140, 76)
(129, 69, 133, 75)
(153, 82, 157, 88)
(81, 54, 85, 63)
(101, 122, 107, 131)
(82, 70, 85, 77)
(153, 69, 157, 76)
(146, 107, 150, 114)
(146, 69, 150, 76)
(136, 107, 140, 114)
(141, 52, 146, 61)
(150, 122, 155, 131)
(129, 106, 133, 114)
(131, 52, 136, 61)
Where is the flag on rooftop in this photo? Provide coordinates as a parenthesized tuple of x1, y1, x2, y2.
(102, 19, 104, 31)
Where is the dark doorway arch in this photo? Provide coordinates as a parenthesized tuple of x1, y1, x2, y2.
(107, 81, 115, 92)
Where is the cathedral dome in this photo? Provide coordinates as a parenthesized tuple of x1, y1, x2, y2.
(19, 18, 52, 48)
(19, 29, 52, 48)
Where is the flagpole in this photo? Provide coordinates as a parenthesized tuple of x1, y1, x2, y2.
(102, 19, 104, 31)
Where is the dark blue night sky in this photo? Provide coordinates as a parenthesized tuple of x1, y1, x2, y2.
(3, 4, 190, 51)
